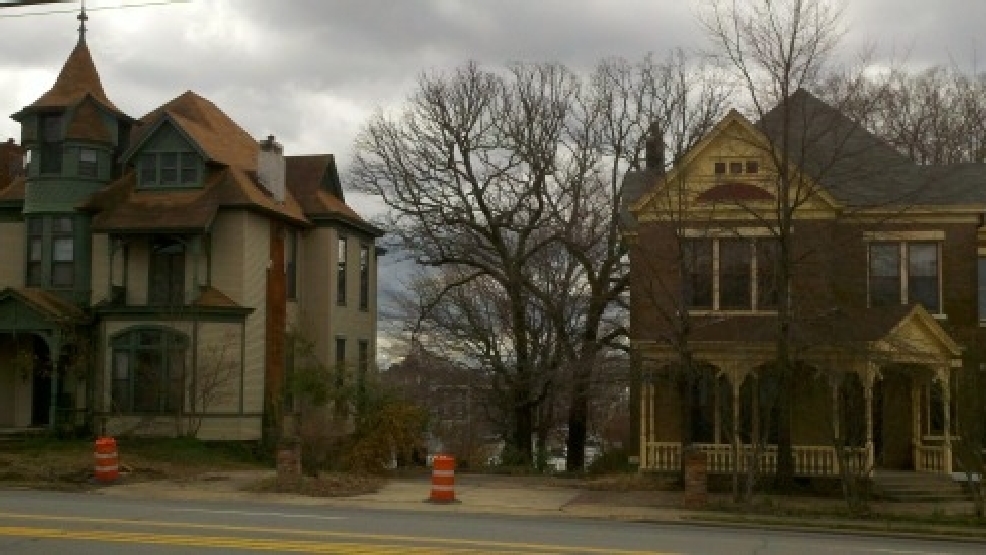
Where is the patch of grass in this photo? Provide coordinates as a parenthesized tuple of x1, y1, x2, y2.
(0, 436, 267, 487)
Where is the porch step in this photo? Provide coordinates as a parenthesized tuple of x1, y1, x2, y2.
(872, 471, 973, 503)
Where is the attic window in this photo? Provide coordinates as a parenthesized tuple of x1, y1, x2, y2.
(714, 162, 726, 174)
(729, 162, 743, 174)
(746, 161, 759, 174)
(138, 151, 200, 188)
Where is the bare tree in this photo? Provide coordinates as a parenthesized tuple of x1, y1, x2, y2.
(699, 0, 886, 489)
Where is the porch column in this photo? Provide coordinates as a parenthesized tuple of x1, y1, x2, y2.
(732, 374, 741, 474)
(831, 380, 841, 474)
(639, 381, 649, 468)
(864, 367, 875, 474)
(911, 379, 921, 471)
(942, 369, 953, 475)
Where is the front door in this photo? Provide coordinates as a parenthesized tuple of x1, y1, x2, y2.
(875, 369, 913, 469)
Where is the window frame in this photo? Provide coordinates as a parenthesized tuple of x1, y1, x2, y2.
(39, 113, 63, 175)
(358, 244, 370, 311)
(111, 327, 188, 414)
(336, 236, 348, 305)
(138, 151, 200, 188)
(78, 147, 98, 178)
(683, 235, 778, 313)
(867, 240, 942, 314)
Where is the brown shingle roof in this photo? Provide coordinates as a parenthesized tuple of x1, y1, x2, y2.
(65, 97, 112, 142)
(0, 287, 86, 323)
(286, 154, 381, 235)
(127, 91, 258, 168)
(19, 40, 127, 119)
(0, 176, 26, 203)
(193, 286, 242, 309)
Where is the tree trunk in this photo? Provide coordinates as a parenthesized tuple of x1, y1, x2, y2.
(565, 365, 591, 471)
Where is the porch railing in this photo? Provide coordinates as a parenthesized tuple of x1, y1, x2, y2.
(643, 442, 867, 477)
(915, 445, 944, 473)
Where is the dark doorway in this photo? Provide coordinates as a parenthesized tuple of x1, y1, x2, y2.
(29, 335, 52, 427)
(873, 368, 913, 469)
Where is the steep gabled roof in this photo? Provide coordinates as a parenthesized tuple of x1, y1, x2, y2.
(755, 89, 918, 207)
(13, 40, 129, 120)
(286, 154, 383, 236)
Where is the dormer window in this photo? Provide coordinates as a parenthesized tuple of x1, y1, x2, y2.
(138, 151, 200, 187)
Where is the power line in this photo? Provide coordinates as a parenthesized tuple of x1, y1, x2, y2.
(0, 1, 188, 19)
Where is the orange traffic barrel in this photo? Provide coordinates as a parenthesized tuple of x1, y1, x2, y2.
(429, 454, 455, 502)
(94, 437, 119, 483)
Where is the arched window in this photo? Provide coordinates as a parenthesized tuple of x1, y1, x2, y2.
(111, 327, 187, 413)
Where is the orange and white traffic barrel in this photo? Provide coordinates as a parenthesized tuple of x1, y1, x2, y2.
(94, 437, 119, 483)
(429, 454, 455, 502)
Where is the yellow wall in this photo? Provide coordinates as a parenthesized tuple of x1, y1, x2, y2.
(90, 232, 109, 304)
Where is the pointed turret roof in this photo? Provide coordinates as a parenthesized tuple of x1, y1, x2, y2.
(13, 39, 128, 120)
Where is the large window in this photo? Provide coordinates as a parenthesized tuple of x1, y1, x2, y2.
(336, 236, 348, 305)
(39, 114, 63, 174)
(24, 215, 74, 289)
(26, 218, 43, 286)
(148, 237, 185, 305)
(111, 328, 187, 413)
(868, 242, 940, 313)
(682, 236, 778, 312)
(51, 216, 74, 287)
(138, 151, 199, 187)
(359, 244, 370, 311)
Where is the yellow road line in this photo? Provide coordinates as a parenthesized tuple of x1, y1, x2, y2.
(0, 526, 506, 553)
(0, 511, 673, 554)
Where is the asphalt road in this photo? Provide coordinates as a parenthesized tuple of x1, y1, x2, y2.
(0, 490, 982, 554)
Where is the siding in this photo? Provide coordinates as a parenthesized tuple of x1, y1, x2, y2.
(0, 221, 24, 287)
(242, 212, 269, 414)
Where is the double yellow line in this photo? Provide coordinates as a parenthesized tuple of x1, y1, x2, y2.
(0, 526, 491, 553)
(0, 512, 674, 554)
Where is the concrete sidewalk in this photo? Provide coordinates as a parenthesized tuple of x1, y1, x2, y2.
(94, 470, 986, 541)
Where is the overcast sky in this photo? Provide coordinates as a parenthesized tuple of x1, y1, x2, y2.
(1, 0, 984, 187)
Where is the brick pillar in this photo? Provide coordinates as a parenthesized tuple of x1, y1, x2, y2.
(682, 447, 708, 509)
(276, 437, 302, 489)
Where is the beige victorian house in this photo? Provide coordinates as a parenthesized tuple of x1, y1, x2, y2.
(623, 90, 986, 477)
(0, 20, 381, 439)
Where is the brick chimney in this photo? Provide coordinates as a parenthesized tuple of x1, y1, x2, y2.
(644, 122, 664, 172)
(258, 135, 285, 203)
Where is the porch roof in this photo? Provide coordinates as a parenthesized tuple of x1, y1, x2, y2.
(641, 304, 960, 366)
(0, 287, 86, 327)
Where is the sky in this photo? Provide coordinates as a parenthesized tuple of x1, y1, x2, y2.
(1, 0, 984, 359)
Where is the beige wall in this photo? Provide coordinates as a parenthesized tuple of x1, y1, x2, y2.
(126, 237, 149, 305)
(241, 212, 269, 414)
(0, 221, 25, 287)
(90, 232, 109, 304)
(297, 225, 378, 370)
